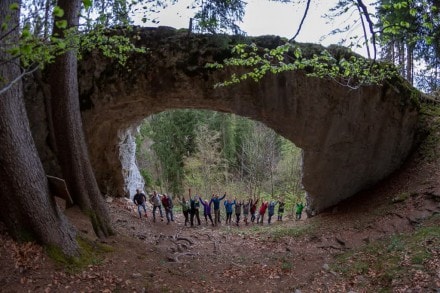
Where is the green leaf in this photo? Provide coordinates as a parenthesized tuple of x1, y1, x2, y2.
(55, 20, 68, 29)
(9, 3, 19, 10)
(53, 6, 64, 18)
(82, 0, 93, 9)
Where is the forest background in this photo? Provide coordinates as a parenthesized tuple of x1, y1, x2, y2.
(135, 109, 304, 215)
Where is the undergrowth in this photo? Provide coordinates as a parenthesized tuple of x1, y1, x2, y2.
(330, 214, 440, 291)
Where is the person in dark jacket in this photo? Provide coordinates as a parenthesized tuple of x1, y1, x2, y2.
(235, 200, 242, 226)
(277, 200, 285, 221)
(179, 197, 190, 226)
(161, 194, 173, 224)
(209, 193, 226, 226)
(267, 200, 278, 224)
(242, 199, 250, 225)
(133, 189, 147, 219)
(250, 198, 259, 223)
(188, 189, 201, 226)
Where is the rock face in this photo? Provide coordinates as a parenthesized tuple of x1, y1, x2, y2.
(28, 27, 419, 214)
(117, 127, 144, 199)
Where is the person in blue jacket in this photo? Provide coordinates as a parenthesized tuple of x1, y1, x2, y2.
(209, 193, 226, 226)
(267, 200, 278, 224)
(224, 199, 236, 225)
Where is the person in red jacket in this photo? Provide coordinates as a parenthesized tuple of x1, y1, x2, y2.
(256, 201, 268, 224)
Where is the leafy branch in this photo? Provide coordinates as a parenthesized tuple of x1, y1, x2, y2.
(206, 42, 399, 89)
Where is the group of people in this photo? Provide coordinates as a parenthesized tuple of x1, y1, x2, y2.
(133, 189, 174, 224)
(133, 188, 306, 227)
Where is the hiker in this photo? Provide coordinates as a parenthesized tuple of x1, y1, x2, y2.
(188, 189, 201, 226)
(242, 198, 250, 225)
(209, 193, 226, 226)
(256, 201, 268, 224)
(296, 202, 305, 220)
(277, 200, 285, 221)
(133, 189, 147, 219)
(250, 198, 259, 223)
(235, 200, 243, 226)
(179, 197, 190, 226)
(150, 191, 164, 222)
(267, 200, 278, 224)
(167, 194, 174, 221)
(224, 199, 235, 225)
(199, 196, 214, 226)
(161, 193, 173, 224)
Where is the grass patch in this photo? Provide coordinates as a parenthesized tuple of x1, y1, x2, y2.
(220, 222, 313, 241)
(46, 237, 114, 273)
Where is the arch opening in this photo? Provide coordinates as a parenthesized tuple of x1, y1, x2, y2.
(123, 109, 305, 215)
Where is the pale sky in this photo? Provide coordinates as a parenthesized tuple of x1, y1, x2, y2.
(133, 0, 376, 57)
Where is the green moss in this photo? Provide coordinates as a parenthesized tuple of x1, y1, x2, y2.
(390, 192, 412, 203)
(46, 237, 114, 273)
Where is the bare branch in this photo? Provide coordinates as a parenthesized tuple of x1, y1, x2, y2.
(356, 0, 377, 60)
(289, 0, 312, 42)
(0, 65, 39, 96)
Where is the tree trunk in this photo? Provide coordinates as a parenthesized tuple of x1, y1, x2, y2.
(49, 0, 113, 237)
(0, 0, 78, 256)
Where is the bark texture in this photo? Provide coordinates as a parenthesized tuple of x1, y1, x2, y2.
(49, 0, 113, 237)
(0, 0, 78, 256)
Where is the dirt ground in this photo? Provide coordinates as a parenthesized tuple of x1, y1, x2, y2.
(1, 134, 440, 292)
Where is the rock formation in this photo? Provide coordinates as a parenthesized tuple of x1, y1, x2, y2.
(27, 27, 420, 214)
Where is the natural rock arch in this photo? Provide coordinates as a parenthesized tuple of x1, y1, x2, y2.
(78, 27, 419, 215)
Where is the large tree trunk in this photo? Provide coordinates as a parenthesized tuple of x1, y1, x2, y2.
(0, 0, 78, 256)
(49, 0, 113, 237)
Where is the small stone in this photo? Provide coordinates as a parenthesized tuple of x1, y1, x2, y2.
(131, 273, 142, 278)
(322, 263, 330, 271)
